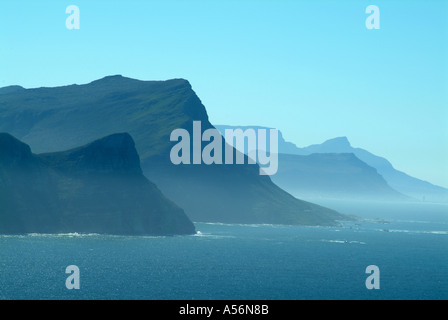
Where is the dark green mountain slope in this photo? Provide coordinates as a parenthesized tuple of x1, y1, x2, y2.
(0, 132, 195, 235)
(0, 76, 350, 226)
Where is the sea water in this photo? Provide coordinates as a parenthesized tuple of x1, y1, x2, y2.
(0, 201, 447, 300)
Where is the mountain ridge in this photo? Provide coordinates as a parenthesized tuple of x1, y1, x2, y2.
(0, 76, 350, 226)
(0, 132, 196, 235)
(273, 152, 409, 201)
(296, 136, 448, 202)
(215, 125, 447, 202)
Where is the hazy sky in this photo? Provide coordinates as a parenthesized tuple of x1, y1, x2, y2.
(1, 0, 447, 187)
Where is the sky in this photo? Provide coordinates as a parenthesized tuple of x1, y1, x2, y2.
(0, 0, 447, 187)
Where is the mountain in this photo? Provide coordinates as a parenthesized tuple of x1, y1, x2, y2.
(0, 85, 25, 95)
(215, 125, 407, 200)
(0, 132, 196, 235)
(272, 153, 408, 200)
(295, 137, 448, 203)
(0, 75, 349, 226)
(215, 125, 299, 156)
(216, 126, 448, 203)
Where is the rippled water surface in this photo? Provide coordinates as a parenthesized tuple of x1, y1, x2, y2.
(1, 201, 447, 300)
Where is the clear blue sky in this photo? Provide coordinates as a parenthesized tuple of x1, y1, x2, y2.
(0, 0, 447, 187)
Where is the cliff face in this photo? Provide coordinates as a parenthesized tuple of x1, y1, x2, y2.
(0, 132, 34, 165)
(41, 132, 143, 175)
(0, 132, 196, 235)
(0, 76, 350, 226)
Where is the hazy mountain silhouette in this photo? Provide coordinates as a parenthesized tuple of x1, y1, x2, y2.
(0, 76, 350, 226)
(295, 137, 448, 202)
(215, 125, 298, 156)
(0, 132, 195, 235)
(215, 126, 446, 202)
(273, 153, 408, 201)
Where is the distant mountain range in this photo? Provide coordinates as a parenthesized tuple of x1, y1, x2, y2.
(0, 132, 195, 235)
(215, 125, 448, 202)
(273, 153, 408, 201)
(297, 137, 448, 202)
(0, 75, 350, 226)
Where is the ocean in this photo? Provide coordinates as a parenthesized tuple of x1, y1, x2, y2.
(0, 200, 447, 300)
